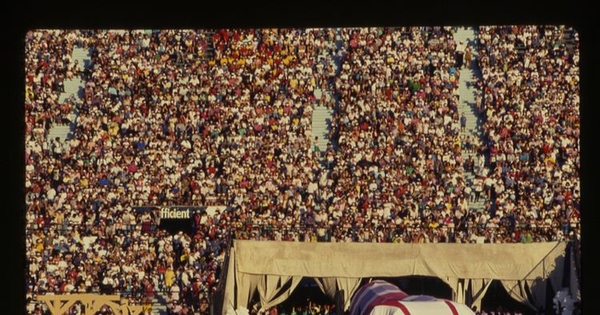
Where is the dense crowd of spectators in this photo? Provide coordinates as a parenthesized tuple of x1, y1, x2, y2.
(24, 25, 579, 315)
(473, 25, 580, 245)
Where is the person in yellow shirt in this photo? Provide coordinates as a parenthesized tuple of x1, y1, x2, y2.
(26, 86, 35, 101)
(80, 177, 89, 188)
(180, 248, 190, 266)
(428, 220, 439, 230)
(164, 265, 175, 293)
(289, 77, 298, 90)
(34, 238, 45, 253)
(220, 57, 228, 66)
(108, 122, 119, 136)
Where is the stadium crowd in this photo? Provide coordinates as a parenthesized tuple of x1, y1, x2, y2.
(24, 25, 579, 315)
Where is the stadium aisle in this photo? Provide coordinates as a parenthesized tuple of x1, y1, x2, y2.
(48, 46, 90, 143)
(454, 27, 487, 212)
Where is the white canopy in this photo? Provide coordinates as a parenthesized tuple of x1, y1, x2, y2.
(223, 240, 568, 314)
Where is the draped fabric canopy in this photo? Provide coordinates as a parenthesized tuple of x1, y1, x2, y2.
(223, 240, 567, 314)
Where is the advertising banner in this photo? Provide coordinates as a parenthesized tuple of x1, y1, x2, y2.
(133, 205, 228, 234)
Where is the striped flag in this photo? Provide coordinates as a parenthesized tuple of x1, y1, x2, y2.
(349, 280, 409, 315)
(350, 280, 473, 315)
